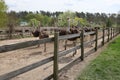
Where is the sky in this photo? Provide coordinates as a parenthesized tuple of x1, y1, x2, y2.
(4, 0, 120, 14)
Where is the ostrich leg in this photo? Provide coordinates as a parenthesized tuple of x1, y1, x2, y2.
(44, 43, 46, 52)
(37, 36, 41, 47)
(90, 35, 94, 47)
(37, 44, 41, 47)
(72, 41, 77, 57)
(64, 40, 67, 50)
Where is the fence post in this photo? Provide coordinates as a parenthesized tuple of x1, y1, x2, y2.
(22, 27, 25, 37)
(95, 28, 98, 51)
(53, 32, 59, 80)
(118, 27, 120, 34)
(102, 28, 105, 46)
(113, 28, 114, 37)
(114, 27, 116, 36)
(107, 28, 110, 42)
(116, 27, 118, 35)
(80, 29, 84, 61)
(115, 27, 116, 36)
(119, 27, 120, 34)
(114, 27, 115, 37)
(117, 27, 118, 35)
(111, 28, 112, 39)
(115, 27, 117, 36)
(116, 27, 117, 35)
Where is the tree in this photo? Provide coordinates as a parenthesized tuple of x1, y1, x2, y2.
(7, 11, 19, 26)
(117, 11, 120, 26)
(29, 18, 40, 27)
(106, 18, 112, 27)
(100, 13, 108, 24)
(17, 11, 29, 22)
(0, 0, 7, 28)
(76, 12, 85, 18)
(74, 17, 87, 27)
(86, 13, 94, 23)
(57, 11, 76, 27)
(25, 13, 36, 21)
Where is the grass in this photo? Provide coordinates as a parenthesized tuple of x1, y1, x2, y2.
(77, 36, 120, 80)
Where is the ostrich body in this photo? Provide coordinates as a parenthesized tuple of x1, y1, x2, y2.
(32, 30, 49, 52)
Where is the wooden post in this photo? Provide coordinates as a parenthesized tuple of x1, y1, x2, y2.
(115, 27, 116, 36)
(95, 28, 98, 51)
(116, 27, 117, 35)
(8, 24, 14, 39)
(119, 27, 120, 34)
(22, 26, 25, 37)
(113, 28, 114, 37)
(114, 28, 115, 37)
(102, 28, 105, 46)
(53, 32, 59, 80)
(114, 27, 116, 36)
(80, 29, 84, 61)
(116, 27, 117, 36)
(111, 28, 112, 39)
(117, 27, 119, 35)
(116, 27, 118, 35)
(107, 28, 110, 42)
(117, 27, 118, 35)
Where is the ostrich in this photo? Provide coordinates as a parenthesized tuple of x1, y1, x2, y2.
(32, 30, 49, 52)
(59, 27, 80, 56)
(83, 27, 100, 47)
(89, 27, 100, 47)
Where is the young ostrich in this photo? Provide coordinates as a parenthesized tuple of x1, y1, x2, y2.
(59, 27, 80, 56)
(32, 30, 49, 52)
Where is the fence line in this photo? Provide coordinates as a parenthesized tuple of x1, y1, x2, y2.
(0, 27, 119, 80)
(0, 37, 54, 53)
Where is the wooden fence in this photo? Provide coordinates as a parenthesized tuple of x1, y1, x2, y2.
(0, 27, 120, 80)
(0, 27, 64, 40)
(0, 31, 32, 40)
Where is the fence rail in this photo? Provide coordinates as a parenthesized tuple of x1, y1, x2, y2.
(0, 56, 53, 80)
(0, 27, 120, 80)
(0, 37, 54, 53)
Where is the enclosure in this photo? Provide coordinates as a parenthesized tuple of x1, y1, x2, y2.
(0, 27, 120, 80)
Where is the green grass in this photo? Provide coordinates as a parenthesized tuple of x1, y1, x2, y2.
(77, 36, 120, 80)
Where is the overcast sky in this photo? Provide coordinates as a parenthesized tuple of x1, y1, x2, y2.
(5, 0, 120, 13)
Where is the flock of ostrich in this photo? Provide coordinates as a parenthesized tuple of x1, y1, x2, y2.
(32, 26, 99, 56)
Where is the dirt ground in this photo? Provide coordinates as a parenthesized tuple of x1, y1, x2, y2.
(0, 34, 115, 80)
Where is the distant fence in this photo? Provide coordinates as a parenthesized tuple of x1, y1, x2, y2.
(0, 27, 63, 40)
(0, 29, 32, 40)
(0, 27, 120, 80)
